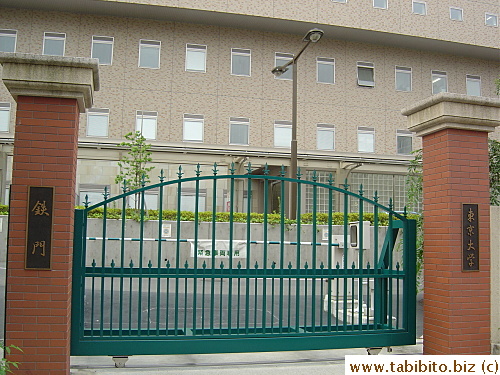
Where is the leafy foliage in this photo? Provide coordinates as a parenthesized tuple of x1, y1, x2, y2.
(75, 206, 414, 226)
(0, 342, 22, 374)
(489, 139, 500, 205)
(495, 76, 500, 95)
(114, 131, 154, 208)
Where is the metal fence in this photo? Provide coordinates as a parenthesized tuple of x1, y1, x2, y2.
(71, 164, 416, 356)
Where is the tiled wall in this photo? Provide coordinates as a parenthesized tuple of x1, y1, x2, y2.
(97, 0, 500, 48)
(1, 7, 499, 157)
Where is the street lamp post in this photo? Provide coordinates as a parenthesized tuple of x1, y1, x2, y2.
(272, 28, 324, 220)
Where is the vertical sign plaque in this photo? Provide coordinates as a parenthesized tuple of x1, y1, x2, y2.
(462, 203, 479, 271)
(26, 186, 54, 270)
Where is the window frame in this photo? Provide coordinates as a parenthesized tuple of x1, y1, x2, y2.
(412, 1, 427, 15)
(485, 13, 498, 27)
(449, 7, 463, 21)
(0, 29, 17, 53)
(43, 32, 66, 56)
(431, 70, 448, 94)
(274, 52, 294, 81)
(136, 110, 158, 140)
(0, 103, 11, 133)
(396, 130, 413, 155)
(231, 48, 251, 77)
(331, 0, 347, 3)
(357, 126, 375, 153)
(316, 124, 335, 151)
(78, 184, 110, 206)
(86, 108, 110, 138)
(229, 117, 250, 145)
(138, 39, 161, 69)
(373, 0, 388, 10)
(185, 44, 207, 73)
(395, 66, 412, 92)
(274, 120, 292, 148)
(357, 61, 375, 87)
(466, 75, 481, 97)
(91, 36, 114, 66)
(316, 57, 335, 85)
(183, 114, 204, 142)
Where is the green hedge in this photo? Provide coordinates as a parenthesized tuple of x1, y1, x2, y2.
(1, 205, 417, 225)
(75, 206, 418, 225)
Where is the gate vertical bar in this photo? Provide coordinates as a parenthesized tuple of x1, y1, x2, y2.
(311, 171, 318, 332)
(210, 163, 218, 335)
(358, 185, 364, 329)
(71, 209, 86, 353)
(157, 170, 165, 336)
(262, 165, 269, 331)
(228, 164, 235, 334)
(175, 166, 183, 335)
(193, 165, 201, 335)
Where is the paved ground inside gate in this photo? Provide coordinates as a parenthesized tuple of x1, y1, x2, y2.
(70, 340, 423, 374)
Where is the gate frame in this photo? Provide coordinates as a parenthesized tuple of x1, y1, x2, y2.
(71, 167, 417, 356)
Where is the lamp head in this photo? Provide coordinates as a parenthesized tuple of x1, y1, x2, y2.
(272, 66, 289, 77)
(303, 28, 324, 43)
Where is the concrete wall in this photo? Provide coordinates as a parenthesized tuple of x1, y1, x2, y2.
(83, 219, 394, 270)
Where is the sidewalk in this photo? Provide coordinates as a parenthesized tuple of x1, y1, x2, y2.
(70, 339, 423, 374)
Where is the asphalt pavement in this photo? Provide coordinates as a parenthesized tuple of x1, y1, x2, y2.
(70, 339, 423, 374)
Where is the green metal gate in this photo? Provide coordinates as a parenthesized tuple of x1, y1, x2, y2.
(71, 164, 416, 356)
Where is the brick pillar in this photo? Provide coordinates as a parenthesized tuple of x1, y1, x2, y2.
(0, 53, 98, 375)
(403, 93, 500, 354)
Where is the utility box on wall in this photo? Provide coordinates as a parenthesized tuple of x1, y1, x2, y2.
(349, 221, 371, 250)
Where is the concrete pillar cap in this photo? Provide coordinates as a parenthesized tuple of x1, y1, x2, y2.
(0, 52, 99, 112)
(402, 92, 500, 137)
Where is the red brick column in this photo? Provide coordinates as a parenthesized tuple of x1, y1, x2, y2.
(403, 93, 500, 355)
(422, 128, 490, 354)
(0, 53, 98, 375)
(6, 96, 80, 374)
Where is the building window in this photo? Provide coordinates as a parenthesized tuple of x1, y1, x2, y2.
(450, 7, 463, 21)
(229, 117, 249, 145)
(331, 0, 347, 3)
(185, 44, 207, 72)
(412, 1, 426, 15)
(78, 184, 110, 206)
(466, 75, 481, 97)
(274, 53, 294, 80)
(432, 70, 448, 94)
(395, 66, 412, 92)
(0, 29, 17, 53)
(358, 127, 375, 153)
(43, 32, 66, 56)
(317, 124, 335, 150)
(305, 171, 336, 214)
(485, 13, 498, 27)
(397, 130, 412, 155)
(136, 111, 157, 140)
(91, 36, 114, 65)
(183, 114, 204, 142)
(348, 173, 410, 213)
(357, 62, 375, 87)
(139, 39, 161, 69)
(231, 48, 251, 76)
(317, 57, 335, 84)
(373, 0, 388, 9)
(128, 188, 159, 210)
(179, 188, 206, 212)
(274, 120, 292, 148)
(86, 108, 109, 137)
(0, 103, 11, 132)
